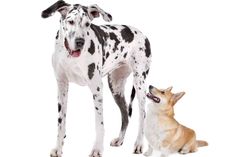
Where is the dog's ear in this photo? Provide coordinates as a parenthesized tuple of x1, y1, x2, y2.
(85, 4, 112, 22)
(172, 92, 185, 104)
(166, 86, 173, 92)
(41, 0, 70, 19)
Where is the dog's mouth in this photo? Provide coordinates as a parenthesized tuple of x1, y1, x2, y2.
(64, 38, 81, 57)
(147, 93, 160, 103)
(70, 50, 81, 57)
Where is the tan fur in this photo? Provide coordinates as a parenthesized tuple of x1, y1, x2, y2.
(144, 86, 208, 157)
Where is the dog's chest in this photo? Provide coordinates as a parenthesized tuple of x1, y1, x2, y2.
(52, 51, 88, 86)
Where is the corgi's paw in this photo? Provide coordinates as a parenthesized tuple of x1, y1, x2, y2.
(179, 149, 190, 154)
(144, 146, 153, 156)
(144, 151, 152, 156)
(110, 138, 123, 147)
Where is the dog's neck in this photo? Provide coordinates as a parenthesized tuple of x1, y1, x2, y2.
(148, 103, 175, 118)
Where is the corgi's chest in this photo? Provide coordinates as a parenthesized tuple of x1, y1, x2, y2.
(145, 111, 166, 149)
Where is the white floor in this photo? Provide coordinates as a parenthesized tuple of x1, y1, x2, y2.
(0, 0, 235, 157)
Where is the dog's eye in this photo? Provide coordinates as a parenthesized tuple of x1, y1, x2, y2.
(68, 20, 75, 25)
(161, 91, 165, 94)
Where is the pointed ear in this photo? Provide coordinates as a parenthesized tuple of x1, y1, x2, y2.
(41, 0, 70, 19)
(166, 86, 173, 92)
(86, 4, 112, 22)
(172, 92, 185, 104)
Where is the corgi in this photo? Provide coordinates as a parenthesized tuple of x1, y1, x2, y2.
(144, 85, 208, 157)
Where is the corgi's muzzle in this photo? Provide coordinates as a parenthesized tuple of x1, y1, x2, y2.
(147, 93, 160, 103)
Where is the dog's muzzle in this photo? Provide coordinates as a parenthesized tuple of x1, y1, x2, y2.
(64, 38, 82, 57)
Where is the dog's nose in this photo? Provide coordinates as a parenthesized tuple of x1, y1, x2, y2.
(149, 85, 154, 91)
(75, 38, 85, 48)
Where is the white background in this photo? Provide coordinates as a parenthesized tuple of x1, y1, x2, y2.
(0, 0, 235, 157)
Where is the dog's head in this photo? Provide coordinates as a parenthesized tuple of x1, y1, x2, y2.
(41, 0, 112, 57)
(147, 85, 185, 113)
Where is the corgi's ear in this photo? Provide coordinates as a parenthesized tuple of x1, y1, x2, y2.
(172, 92, 185, 104)
(166, 86, 173, 92)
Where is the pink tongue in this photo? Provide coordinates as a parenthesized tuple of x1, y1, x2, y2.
(71, 51, 81, 57)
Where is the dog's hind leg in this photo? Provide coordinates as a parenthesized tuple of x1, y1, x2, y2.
(51, 79, 69, 157)
(108, 64, 131, 147)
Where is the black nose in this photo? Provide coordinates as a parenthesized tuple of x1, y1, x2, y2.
(149, 85, 154, 91)
(75, 38, 85, 48)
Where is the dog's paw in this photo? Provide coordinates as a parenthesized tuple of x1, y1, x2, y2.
(133, 144, 143, 154)
(50, 148, 61, 157)
(110, 138, 123, 147)
(89, 149, 102, 157)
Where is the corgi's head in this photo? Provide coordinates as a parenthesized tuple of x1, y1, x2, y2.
(147, 85, 185, 114)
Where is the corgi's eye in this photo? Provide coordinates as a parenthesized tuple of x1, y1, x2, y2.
(161, 91, 165, 94)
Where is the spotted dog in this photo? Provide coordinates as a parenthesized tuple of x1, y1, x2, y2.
(41, 1, 152, 157)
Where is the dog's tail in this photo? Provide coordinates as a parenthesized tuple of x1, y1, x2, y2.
(128, 86, 136, 117)
(196, 140, 208, 147)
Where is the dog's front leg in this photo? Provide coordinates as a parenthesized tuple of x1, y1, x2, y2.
(51, 80, 69, 157)
(88, 78, 104, 157)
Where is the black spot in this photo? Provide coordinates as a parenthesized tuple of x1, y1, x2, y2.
(101, 25, 108, 29)
(101, 121, 104, 125)
(93, 94, 97, 100)
(139, 47, 143, 51)
(85, 22, 90, 27)
(109, 32, 120, 52)
(146, 69, 149, 75)
(145, 38, 151, 57)
(58, 103, 61, 112)
(90, 24, 108, 58)
(98, 99, 103, 103)
(121, 25, 134, 43)
(106, 52, 110, 59)
(102, 57, 106, 65)
(106, 25, 118, 30)
(56, 30, 59, 39)
(87, 31, 89, 36)
(121, 46, 124, 52)
(115, 56, 118, 59)
(73, 4, 80, 9)
(64, 135, 66, 138)
(134, 31, 137, 34)
(123, 52, 127, 58)
(58, 118, 62, 124)
(97, 87, 100, 91)
(88, 63, 95, 79)
(88, 40, 95, 55)
(95, 107, 99, 110)
(142, 72, 146, 79)
(81, 6, 88, 13)
(107, 14, 112, 20)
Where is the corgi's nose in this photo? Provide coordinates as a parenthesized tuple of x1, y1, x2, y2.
(149, 85, 154, 90)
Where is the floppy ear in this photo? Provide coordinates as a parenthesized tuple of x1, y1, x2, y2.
(41, 0, 70, 19)
(166, 86, 173, 92)
(86, 4, 112, 22)
(172, 92, 185, 104)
